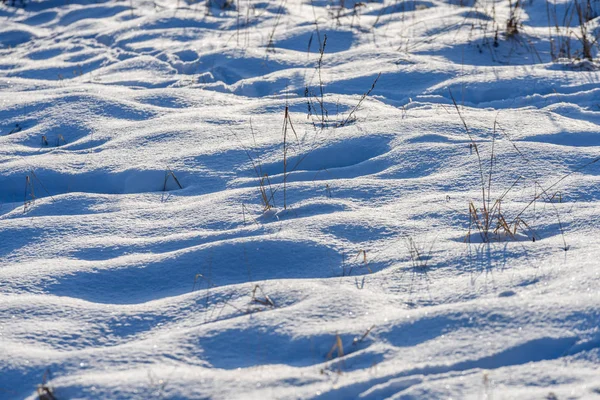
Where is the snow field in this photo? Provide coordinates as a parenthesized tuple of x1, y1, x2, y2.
(1, 0, 600, 398)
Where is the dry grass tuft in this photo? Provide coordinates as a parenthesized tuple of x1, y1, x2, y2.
(449, 91, 534, 242)
(232, 122, 276, 212)
(251, 284, 276, 307)
(405, 236, 435, 270)
(163, 167, 183, 192)
(342, 249, 373, 276)
(37, 369, 56, 400)
(506, 0, 522, 37)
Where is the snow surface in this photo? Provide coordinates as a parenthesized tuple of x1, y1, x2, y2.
(1, 0, 600, 398)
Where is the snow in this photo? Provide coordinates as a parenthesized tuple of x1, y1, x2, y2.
(1, 0, 600, 398)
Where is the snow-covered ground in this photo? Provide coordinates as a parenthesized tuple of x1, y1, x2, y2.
(1, 0, 600, 398)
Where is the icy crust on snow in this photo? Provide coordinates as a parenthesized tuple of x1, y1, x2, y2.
(1, 0, 600, 398)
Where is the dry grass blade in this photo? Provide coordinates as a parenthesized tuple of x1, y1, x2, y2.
(344, 250, 372, 276)
(163, 167, 183, 191)
(230, 123, 276, 211)
(317, 34, 328, 127)
(241, 203, 261, 226)
(405, 236, 435, 269)
(192, 273, 207, 292)
(506, 0, 522, 37)
(326, 333, 345, 360)
(510, 155, 600, 226)
(7, 123, 22, 135)
(57, 134, 66, 146)
(340, 72, 381, 127)
(259, 173, 275, 211)
(24, 175, 35, 213)
(29, 170, 53, 201)
(449, 89, 486, 212)
(494, 213, 515, 239)
(352, 325, 375, 346)
(282, 105, 300, 209)
(573, 0, 597, 61)
(37, 369, 56, 400)
(265, 0, 286, 53)
(251, 284, 275, 307)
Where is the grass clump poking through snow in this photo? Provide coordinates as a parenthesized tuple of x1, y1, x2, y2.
(162, 167, 183, 192)
(339, 72, 382, 127)
(22, 170, 53, 214)
(405, 236, 435, 271)
(304, 34, 329, 129)
(505, 0, 522, 37)
(573, 0, 598, 61)
(342, 249, 373, 276)
(250, 284, 276, 308)
(450, 92, 535, 243)
(326, 333, 345, 362)
(36, 369, 56, 400)
(233, 122, 276, 212)
(547, 0, 600, 65)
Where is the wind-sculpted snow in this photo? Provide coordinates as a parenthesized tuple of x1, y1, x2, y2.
(1, 0, 600, 399)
